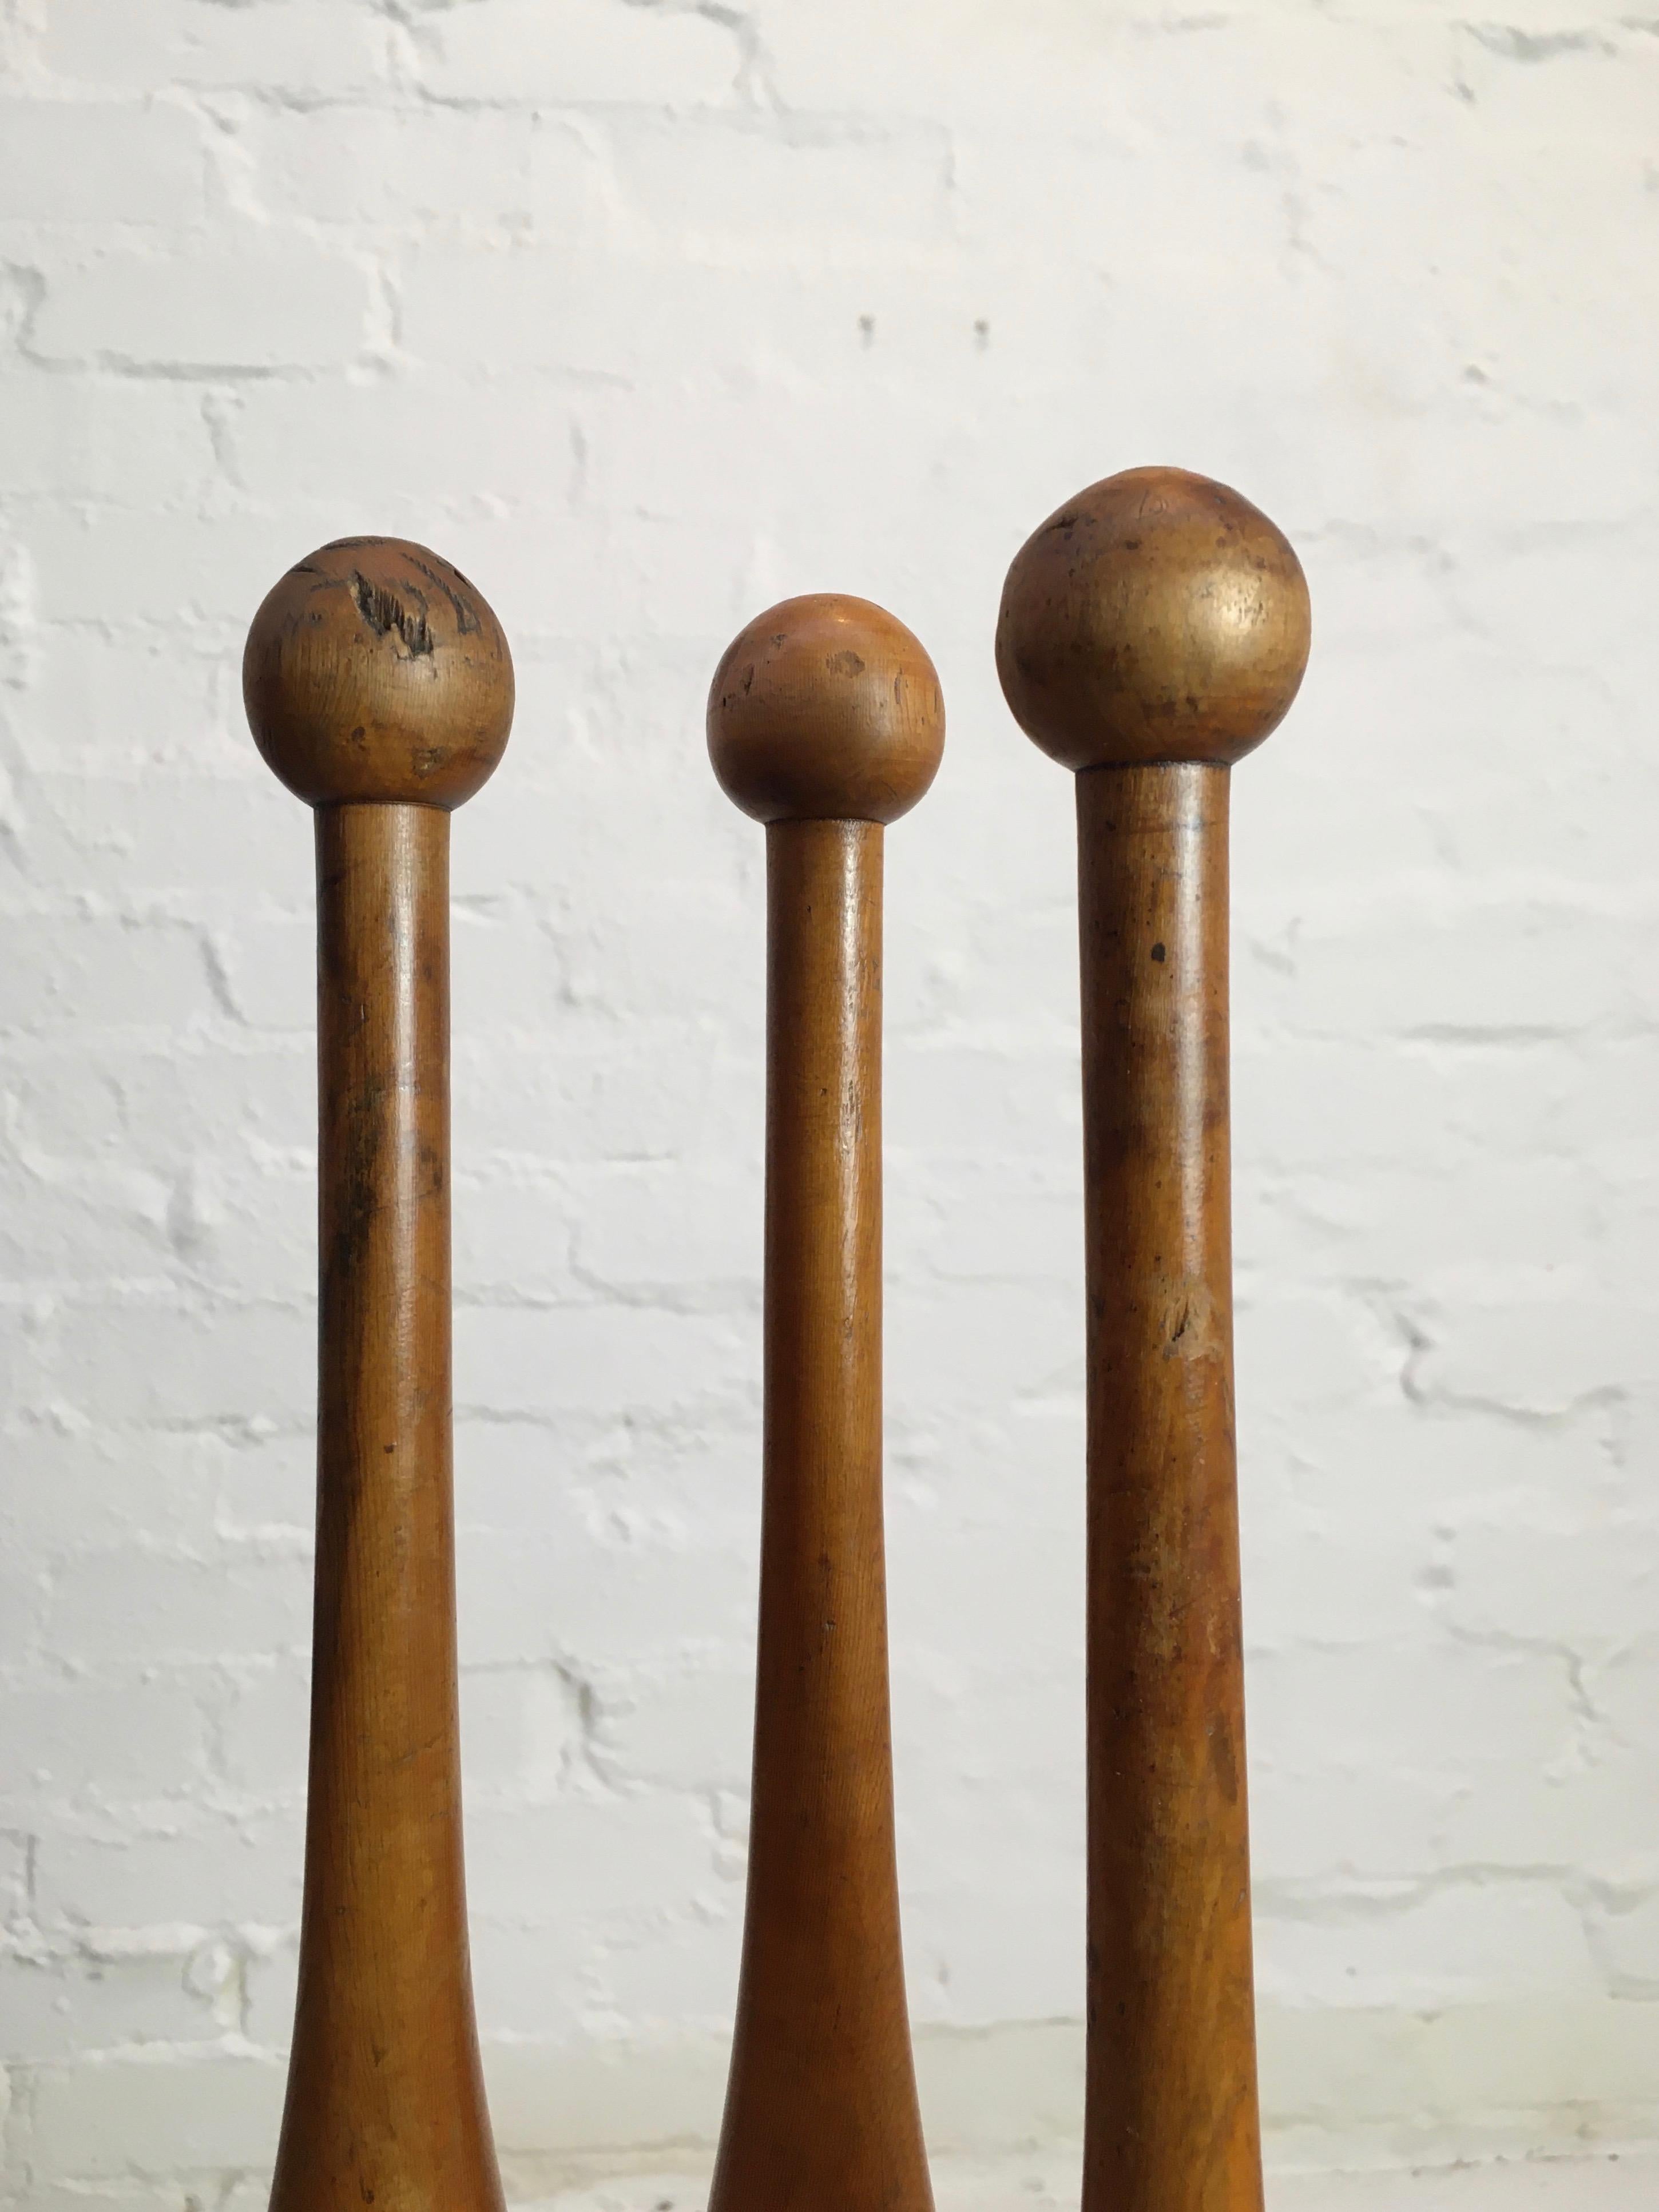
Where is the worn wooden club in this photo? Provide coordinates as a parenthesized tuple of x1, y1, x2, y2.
(243, 537, 514, 2211)
(997, 467, 1311, 2212)
(705, 594, 946, 2212)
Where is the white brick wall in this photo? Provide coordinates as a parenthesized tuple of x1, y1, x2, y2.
(1, 0, 1656, 2198)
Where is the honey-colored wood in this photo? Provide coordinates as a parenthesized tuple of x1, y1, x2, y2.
(997, 470, 1311, 2212)
(244, 539, 514, 2212)
(995, 465, 1309, 773)
(709, 591, 943, 826)
(706, 595, 944, 2212)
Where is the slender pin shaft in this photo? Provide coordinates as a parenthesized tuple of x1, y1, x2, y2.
(998, 467, 1311, 2211)
(705, 595, 944, 2212)
(244, 537, 514, 2209)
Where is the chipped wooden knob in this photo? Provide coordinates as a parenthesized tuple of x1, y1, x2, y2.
(708, 592, 944, 824)
(243, 534, 511, 2207)
(995, 464, 1310, 771)
(244, 536, 514, 809)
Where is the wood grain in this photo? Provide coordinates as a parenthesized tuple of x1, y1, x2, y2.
(706, 597, 943, 2212)
(245, 538, 512, 2212)
(996, 469, 1312, 2212)
(708, 592, 943, 827)
(995, 466, 1309, 773)
(1078, 762, 1260, 2212)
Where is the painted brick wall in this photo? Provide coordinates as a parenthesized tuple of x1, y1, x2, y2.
(1, 0, 1657, 2197)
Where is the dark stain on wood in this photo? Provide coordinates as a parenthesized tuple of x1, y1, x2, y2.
(245, 537, 514, 2212)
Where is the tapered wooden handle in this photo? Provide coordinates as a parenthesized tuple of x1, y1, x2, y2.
(243, 539, 513, 2212)
(706, 595, 943, 2212)
(998, 469, 1310, 2212)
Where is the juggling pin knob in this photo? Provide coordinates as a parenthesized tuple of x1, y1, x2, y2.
(996, 466, 1310, 771)
(708, 593, 944, 824)
(245, 536, 514, 809)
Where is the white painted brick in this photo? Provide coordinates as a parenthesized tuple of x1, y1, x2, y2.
(901, 1772, 1083, 2023)
(46, 1551, 310, 1669)
(213, 371, 581, 513)
(5, 1037, 306, 1187)
(0, 1429, 227, 1562)
(468, 1916, 592, 2040)
(454, 1302, 747, 1425)
(23, 2052, 283, 2177)
(1259, 901, 1651, 1042)
(1239, 1158, 1606, 1296)
(896, 1161, 1076, 1286)
(596, 1907, 740, 2028)
(1444, 1518, 1659, 1649)
(44, 1295, 313, 1427)
(570, 1164, 758, 1300)
(1455, 19, 1659, 152)
(0, 1306, 53, 1425)
(215, 1659, 310, 1799)
(410, 0, 741, 109)
(1255, 1882, 1602, 2011)
(29, 245, 370, 372)
(0, 1830, 30, 1919)
(456, 1521, 752, 1672)
(36, 1813, 303, 1933)
(466, 1792, 715, 1928)
(891, 1038, 1078, 1159)
(40, 0, 389, 101)
(0, 913, 213, 1033)
(0, 98, 205, 227)
(1241, 1512, 1435, 1651)
(1248, 1645, 1575, 1787)
(0, 374, 217, 501)
(6, 630, 222, 775)
(436, 506, 749, 646)
(209, 908, 315, 1033)
(240, 1937, 296, 2051)
(1249, 1761, 1456, 1887)
(606, 112, 953, 262)
(1589, 1891, 1659, 1993)
(457, 1424, 753, 1555)
(239, 105, 605, 236)
(1235, 1288, 1399, 1425)
(33, 773, 291, 907)
(1442, 1740, 1659, 1887)
(1585, 1643, 1659, 1758)
(528, 875, 754, 1030)
(595, 1663, 753, 1794)
(460, 1664, 588, 1796)
(396, 244, 938, 392)
(454, 1027, 717, 1161)
(23, 506, 304, 626)
(0, 1945, 230, 2062)
(0, 1681, 207, 1808)
(453, 1173, 581, 1304)
(1415, 1295, 1659, 1420)
(0, 1156, 168, 1286)
(212, 1431, 313, 1547)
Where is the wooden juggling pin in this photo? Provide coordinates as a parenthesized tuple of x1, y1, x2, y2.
(997, 468, 1311, 2212)
(705, 594, 945, 2212)
(244, 538, 513, 2212)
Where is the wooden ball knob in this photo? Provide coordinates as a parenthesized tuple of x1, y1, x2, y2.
(996, 466, 1310, 771)
(708, 594, 944, 825)
(244, 537, 514, 808)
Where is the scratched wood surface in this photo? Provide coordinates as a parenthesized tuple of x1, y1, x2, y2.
(244, 539, 513, 2212)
